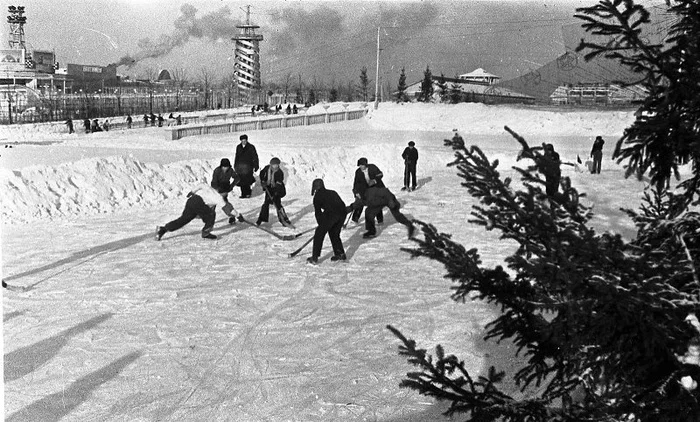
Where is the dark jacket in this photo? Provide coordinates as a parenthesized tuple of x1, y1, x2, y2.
(402, 147, 419, 164)
(211, 166, 235, 193)
(365, 187, 400, 209)
(353, 164, 385, 199)
(313, 188, 347, 224)
(259, 165, 286, 198)
(234, 143, 260, 177)
(590, 138, 605, 156)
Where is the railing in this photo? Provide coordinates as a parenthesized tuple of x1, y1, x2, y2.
(166, 109, 369, 140)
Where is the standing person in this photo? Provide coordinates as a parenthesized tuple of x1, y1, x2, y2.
(156, 183, 242, 241)
(351, 157, 384, 224)
(540, 143, 562, 196)
(126, 114, 133, 129)
(256, 157, 286, 226)
(157, 113, 164, 127)
(150, 113, 156, 126)
(352, 186, 415, 239)
(590, 135, 605, 174)
(211, 157, 237, 204)
(292, 104, 298, 114)
(143, 114, 149, 128)
(401, 141, 419, 191)
(83, 118, 91, 133)
(102, 119, 110, 131)
(65, 117, 74, 134)
(307, 179, 347, 264)
(452, 129, 464, 145)
(176, 115, 182, 125)
(234, 134, 259, 198)
(286, 104, 291, 115)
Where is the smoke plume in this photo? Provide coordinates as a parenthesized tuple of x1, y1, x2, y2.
(113, 3, 241, 68)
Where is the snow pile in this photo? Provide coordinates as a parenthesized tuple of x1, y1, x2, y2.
(367, 102, 637, 136)
(0, 142, 452, 224)
(1, 156, 210, 222)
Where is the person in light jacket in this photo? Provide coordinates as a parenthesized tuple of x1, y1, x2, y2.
(156, 184, 242, 241)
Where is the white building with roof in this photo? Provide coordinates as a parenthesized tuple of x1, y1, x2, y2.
(458, 68, 500, 85)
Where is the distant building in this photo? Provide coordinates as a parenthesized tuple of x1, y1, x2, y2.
(458, 68, 500, 85)
(498, 23, 656, 105)
(402, 74, 534, 105)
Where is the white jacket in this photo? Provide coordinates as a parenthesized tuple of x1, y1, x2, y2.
(190, 184, 239, 217)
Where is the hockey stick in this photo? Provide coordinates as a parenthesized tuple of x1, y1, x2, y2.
(288, 235, 315, 258)
(342, 212, 353, 229)
(263, 185, 295, 229)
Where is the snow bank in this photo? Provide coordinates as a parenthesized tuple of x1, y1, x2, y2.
(0, 142, 452, 224)
(366, 102, 637, 136)
(1, 157, 210, 223)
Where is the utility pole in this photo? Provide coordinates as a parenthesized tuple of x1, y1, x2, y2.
(374, 26, 380, 110)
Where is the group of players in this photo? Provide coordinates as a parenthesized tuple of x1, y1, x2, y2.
(156, 134, 418, 264)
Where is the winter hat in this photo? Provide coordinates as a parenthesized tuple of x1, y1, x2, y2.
(357, 157, 368, 166)
(596, 136, 603, 141)
(239, 134, 248, 141)
(270, 157, 281, 165)
(220, 158, 231, 167)
(311, 178, 325, 196)
(408, 141, 415, 147)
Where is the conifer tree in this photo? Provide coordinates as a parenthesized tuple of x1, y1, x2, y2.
(419, 65, 434, 103)
(436, 73, 448, 102)
(359, 66, 370, 102)
(450, 76, 462, 104)
(396, 67, 408, 103)
(388, 1, 700, 420)
(329, 87, 338, 102)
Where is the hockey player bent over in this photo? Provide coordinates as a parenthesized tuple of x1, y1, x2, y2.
(307, 179, 347, 265)
(351, 186, 415, 239)
(157, 184, 242, 241)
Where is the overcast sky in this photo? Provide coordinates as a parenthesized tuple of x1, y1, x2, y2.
(7, 0, 668, 88)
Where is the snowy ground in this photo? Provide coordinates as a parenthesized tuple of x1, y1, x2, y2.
(2, 102, 655, 421)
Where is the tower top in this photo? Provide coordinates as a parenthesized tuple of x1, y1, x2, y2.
(233, 5, 263, 41)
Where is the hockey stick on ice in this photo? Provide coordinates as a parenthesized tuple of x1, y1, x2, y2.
(288, 235, 314, 258)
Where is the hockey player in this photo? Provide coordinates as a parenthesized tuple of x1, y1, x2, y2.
(234, 134, 259, 198)
(156, 184, 242, 241)
(351, 157, 384, 224)
(401, 141, 419, 191)
(256, 157, 286, 226)
(351, 186, 415, 239)
(211, 158, 237, 202)
(307, 179, 347, 264)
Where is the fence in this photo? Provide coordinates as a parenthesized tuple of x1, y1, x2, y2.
(166, 109, 369, 140)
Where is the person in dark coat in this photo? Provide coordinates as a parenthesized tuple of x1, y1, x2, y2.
(157, 114, 164, 127)
(157, 184, 242, 241)
(65, 117, 74, 134)
(401, 141, 419, 191)
(143, 114, 149, 128)
(540, 143, 562, 196)
(350, 186, 414, 239)
(307, 179, 347, 264)
(292, 104, 298, 114)
(150, 113, 156, 126)
(351, 157, 384, 224)
(211, 158, 237, 203)
(590, 136, 604, 174)
(91, 119, 102, 132)
(234, 134, 259, 198)
(83, 118, 91, 133)
(126, 114, 133, 129)
(554, 176, 581, 214)
(256, 157, 286, 225)
(286, 104, 291, 115)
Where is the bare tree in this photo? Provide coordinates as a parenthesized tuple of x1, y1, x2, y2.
(199, 67, 216, 110)
(283, 73, 292, 103)
(171, 67, 189, 110)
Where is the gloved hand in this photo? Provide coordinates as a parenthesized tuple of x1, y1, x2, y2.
(237, 214, 245, 222)
(186, 191, 194, 198)
(368, 179, 377, 186)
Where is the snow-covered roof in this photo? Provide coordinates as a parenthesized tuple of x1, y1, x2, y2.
(459, 68, 499, 79)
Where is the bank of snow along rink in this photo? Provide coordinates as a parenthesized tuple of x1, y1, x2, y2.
(3, 102, 646, 421)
